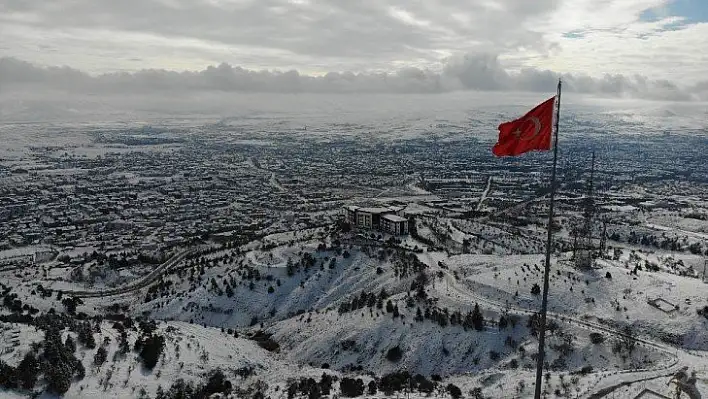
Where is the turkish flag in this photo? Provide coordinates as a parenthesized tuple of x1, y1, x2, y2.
(492, 96, 556, 157)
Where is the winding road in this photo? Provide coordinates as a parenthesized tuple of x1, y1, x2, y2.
(55, 249, 193, 298)
(430, 261, 696, 398)
(56, 236, 705, 397)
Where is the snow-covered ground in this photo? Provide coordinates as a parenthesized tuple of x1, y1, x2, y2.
(4, 215, 708, 398)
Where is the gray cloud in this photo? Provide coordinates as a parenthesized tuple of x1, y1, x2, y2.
(1, 54, 704, 101)
(0, 0, 560, 73)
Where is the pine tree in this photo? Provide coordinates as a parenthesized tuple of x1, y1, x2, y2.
(472, 303, 484, 331)
(286, 258, 295, 276)
(438, 312, 448, 327)
(64, 335, 76, 353)
(155, 386, 166, 399)
(77, 322, 96, 349)
(450, 312, 458, 326)
(531, 283, 541, 295)
(386, 300, 394, 313)
(46, 364, 72, 394)
(16, 352, 39, 390)
(0, 360, 15, 388)
(359, 292, 368, 307)
(118, 331, 130, 356)
(319, 373, 333, 395)
(415, 284, 427, 300)
(367, 293, 376, 308)
(415, 307, 423, 322)
(463, 311, 473, 330)
(138, 334, 165, 370)
(379, 288, 388, 300)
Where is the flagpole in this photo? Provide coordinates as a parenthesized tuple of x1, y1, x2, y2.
(534, 78, 562, 399)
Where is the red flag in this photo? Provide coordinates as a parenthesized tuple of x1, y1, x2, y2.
(493, 96, 556, 157)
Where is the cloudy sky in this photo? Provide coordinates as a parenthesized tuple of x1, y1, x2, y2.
(1, 0, 708, 99)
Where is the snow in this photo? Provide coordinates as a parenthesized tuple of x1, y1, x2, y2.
(4, 213, 708, 398)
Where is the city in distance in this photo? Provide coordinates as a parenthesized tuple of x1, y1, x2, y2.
(1, 89, 707, 399)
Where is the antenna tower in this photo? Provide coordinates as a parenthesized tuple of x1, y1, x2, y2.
(575, 152, 596, 269)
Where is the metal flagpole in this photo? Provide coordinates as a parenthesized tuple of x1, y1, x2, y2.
(534, 78, 562, 399)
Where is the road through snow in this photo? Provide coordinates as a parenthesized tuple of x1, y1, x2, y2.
(55, 249, 192, 298)
(423, 256, 700, 399)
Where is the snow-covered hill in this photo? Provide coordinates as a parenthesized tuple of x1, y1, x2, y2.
(3, 223, 708, 398)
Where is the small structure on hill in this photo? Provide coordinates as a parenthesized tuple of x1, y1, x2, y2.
(647, 297, 678, 314)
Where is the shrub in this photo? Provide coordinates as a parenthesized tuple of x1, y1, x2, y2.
(589, 332, 605, 344)
(531, 283, 541, 295)
(197, 369, 232, 397)
(340, 377, 365, 397)
(386, 346, 403, 362)
(379, 372, 410, 395)
(446, 383, 462, 399)
(414, 374, 436, 394)
(508, 358, 519, 369)
(250, 331, 280, 353)
(167, 378, 195, 399)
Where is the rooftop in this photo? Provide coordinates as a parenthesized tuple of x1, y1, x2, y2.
(382, 214, 408, 223)
(358, 207, 392, 214)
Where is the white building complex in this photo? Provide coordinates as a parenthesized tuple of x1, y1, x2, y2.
(342, 205, 409, 235)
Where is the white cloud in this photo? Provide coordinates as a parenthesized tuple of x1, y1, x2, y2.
(0, 0, 706, 86)
(388, 7, 431, 28)
(531, 0, 708, 84)
(1, 54, 705, 102)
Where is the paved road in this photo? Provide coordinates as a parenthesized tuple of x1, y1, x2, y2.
(56, 249, 193, 298)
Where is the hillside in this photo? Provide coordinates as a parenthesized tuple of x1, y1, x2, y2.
(4, 211, 708, 399)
